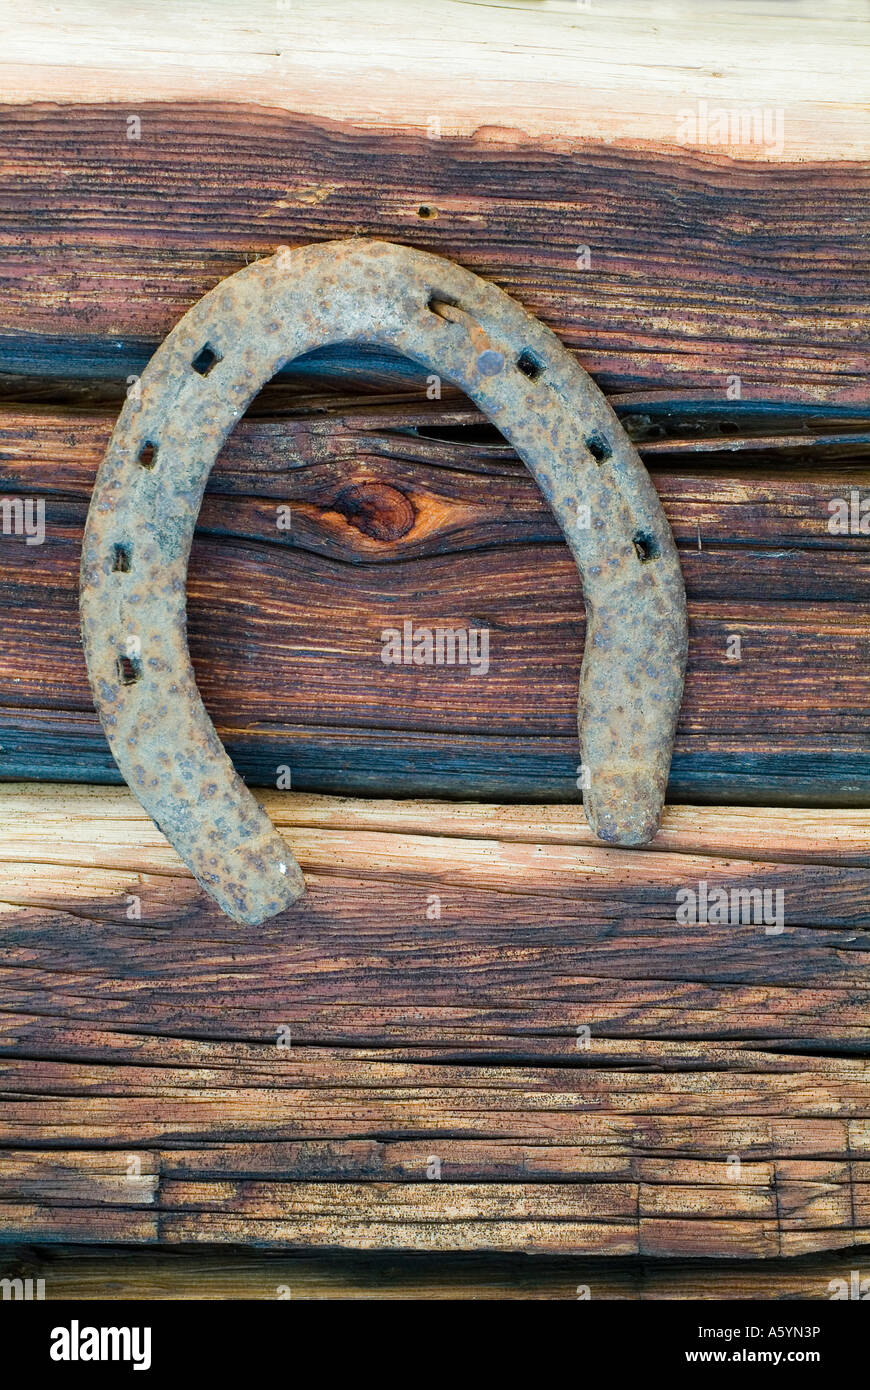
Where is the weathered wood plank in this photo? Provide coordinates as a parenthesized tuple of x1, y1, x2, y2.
(2, 1242, 865, 1300)
(3, 0, 866, 165)
(0, 101, 868, 396)
(1, 404, 869, 801)
(0, 785, 868, 1254)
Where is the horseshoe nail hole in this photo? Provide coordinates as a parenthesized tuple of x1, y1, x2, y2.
(137, 441, 157, 469)
(516, 348, 543, 380)
(112, 544, 131, 573)
(191, 343, 221, 376)
(585, 433, 611, 464)
(417, 204, 438, 219)
(632, 531, 660, 563)
(116, 654, 142, 685)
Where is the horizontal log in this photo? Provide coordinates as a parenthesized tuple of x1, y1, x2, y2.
(1, 1147, 867, 1256)
(1, 403, 869, 802)
(3, 0, 866, 164)
(0, 1243, 863, 1300)
(0, 785, 868, 1254)
(0, 101, 868, 398)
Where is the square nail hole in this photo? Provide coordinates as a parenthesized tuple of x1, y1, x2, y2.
(137, 441, 156, 469)
(191, 343, 221, 376)
(585, 432, 611, 464)
(632, 531, 660, 563)
(116, 654, 142, 685)
(516, 348, 543, 380)
(112, 544, 130, 573)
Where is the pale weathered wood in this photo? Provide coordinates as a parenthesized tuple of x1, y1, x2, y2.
(5, 783, 870, 863)
(1, 0, 866, 161)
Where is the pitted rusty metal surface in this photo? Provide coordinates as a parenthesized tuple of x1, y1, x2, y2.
(80, 239, 688, 924)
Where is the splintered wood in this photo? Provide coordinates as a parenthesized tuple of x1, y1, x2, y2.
(0, 786, 868, 1257)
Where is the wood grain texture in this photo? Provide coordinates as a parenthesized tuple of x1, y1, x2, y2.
(2, 1244, 864, 1301)
(1, 785, 868, 1256)
(1, 1, 869, 1279)
(1, 400, 868, 802)
(0, 102, 868, 397)
(1, 0, 866, 162)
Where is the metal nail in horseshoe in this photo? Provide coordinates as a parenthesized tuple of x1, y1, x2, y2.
(80, 239, 688, 924)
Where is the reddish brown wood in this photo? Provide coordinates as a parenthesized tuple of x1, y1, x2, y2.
(1, 402, 868, 802)
(0, 105, 868, 399)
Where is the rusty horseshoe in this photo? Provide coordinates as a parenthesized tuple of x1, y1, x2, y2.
(80, 239, 688, 924)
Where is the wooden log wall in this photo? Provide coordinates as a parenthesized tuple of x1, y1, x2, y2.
(0, 0, 869, 1286)
(0, 102, 868, 803)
